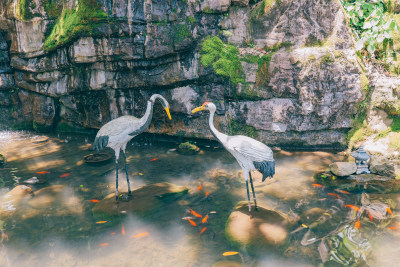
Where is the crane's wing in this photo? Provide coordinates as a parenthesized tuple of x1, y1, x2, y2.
(229, 135, 274, 162)
(94, 116, 141, 150)
(229, 135, 275, 180)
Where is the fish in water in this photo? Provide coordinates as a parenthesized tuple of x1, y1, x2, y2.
(197, 185, 202, 190)
(388, 226, 398, 230)
(36, 171, 49, 174)
(328, 193, 342, 199)
(386, 207, 393, 215)
(96, 221, 107, 224)
(336, 189, 351, 195)
(98, 243, 109, 247)
(60, 173, 72, 178)
(222, 251, 239, 256)
(312, 183, 325, 188)
(150, 158, 159, 162)
(343, 204, 361, 212)
(189, 209, 202, 218)
(202, 215, 208, 224)
(89, 199, 100, 203)
(132, 232, 149, 238)
(121, 224, 125, 235)
(187, 218, 197, 226)
(355, 218, 360, 229)
(199, 227, 207, 235)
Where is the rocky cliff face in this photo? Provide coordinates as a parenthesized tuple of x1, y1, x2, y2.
(0, 0, 364, 148)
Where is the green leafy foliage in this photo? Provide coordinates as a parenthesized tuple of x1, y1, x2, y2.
(44, 0, 107, 51)
(200, 36, 245, 85)
(342, 0, 398, 56)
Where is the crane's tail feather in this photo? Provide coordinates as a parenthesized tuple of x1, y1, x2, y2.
(253, 160, 275, 182)
(93, 136, 109, 151)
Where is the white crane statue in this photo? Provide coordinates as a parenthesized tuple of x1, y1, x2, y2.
(192, 102, 275, 213)
(94, 94, 172, 201)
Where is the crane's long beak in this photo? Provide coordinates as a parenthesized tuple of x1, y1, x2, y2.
(164, 107, 172, 120)
(191, 106, 204, 114)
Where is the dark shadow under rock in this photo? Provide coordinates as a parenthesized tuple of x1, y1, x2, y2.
(92, 182, 188, 218)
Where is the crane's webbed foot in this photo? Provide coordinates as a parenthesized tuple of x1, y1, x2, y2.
(117, 193, 132, 202)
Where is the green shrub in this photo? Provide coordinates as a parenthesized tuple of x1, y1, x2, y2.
(200, 36, 245, 85)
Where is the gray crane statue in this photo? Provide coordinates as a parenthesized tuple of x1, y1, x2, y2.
(192, 102, 275, 213)
(94, 94, 172, 201)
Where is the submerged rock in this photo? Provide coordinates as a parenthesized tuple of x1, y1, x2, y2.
(212, 261, 244, 267)
(225, 202, 294, 252)
(329, 162, 357, 177)
(0, 185, 33, 217)
(92, 182, 188, 218)
(177, 142, 200, 155)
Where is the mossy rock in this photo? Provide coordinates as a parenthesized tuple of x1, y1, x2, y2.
(177, 142, 200, 155)
(225, 202, 294, 253)
(314, 171, 400, 193)
(92, 182, 188, 219)
(0, 152, 5, 167)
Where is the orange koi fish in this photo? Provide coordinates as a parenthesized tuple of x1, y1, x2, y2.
(343, 204, 361, 212)
(121, 224, 125, 236)
(89, 199, 100, 203)
(202, 215, 208, 224)
(205, 192, 210, 197)
(301, 224, 308, 228)
(388, 226, 398, 230)
(355, 218, 360, 229)
(328, 193, 342, 199)
(312, 183, 325, 188)
(98, 243, 109, 247)
(395, 222, 400, 227)
(36, 171, 49, 174)
(189, 209, 202, 218)
(187, 218, 197, 226)
(337, 190, 350, 195)
(368, 211, 373, 221)
(150, 158, 159, 162)
(60, 173, 72, 178)
(132, 232, 149, 238)
(386, 207, 393, 215)
(110, 232, 116, 235)
(96, 221, 107, 224)
(222, 251, 239, 256)
(199, 227, 207, 235)
(197, 185, 202, 190)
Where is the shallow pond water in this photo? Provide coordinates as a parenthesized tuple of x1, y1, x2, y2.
(0, 131, 399, 266)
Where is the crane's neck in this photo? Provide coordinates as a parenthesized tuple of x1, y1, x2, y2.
(209, 109, 228, 144)
(140, 100, 154, 129)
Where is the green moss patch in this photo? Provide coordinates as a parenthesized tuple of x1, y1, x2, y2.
(18, 0, 41, 20)
(43, 0, 63, 19)
(200, 36, 245, 85)
(228, 117, 258, 138)
(44, 0, 107, 51)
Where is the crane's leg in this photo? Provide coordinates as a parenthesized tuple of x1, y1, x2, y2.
(115, 151, 120, 201)
(249, 172, 258, 211)
(246, 180, 252, 214)
(122, 149, 132, 198)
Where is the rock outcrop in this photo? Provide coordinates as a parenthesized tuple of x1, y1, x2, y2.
(0, 0, 364, 148)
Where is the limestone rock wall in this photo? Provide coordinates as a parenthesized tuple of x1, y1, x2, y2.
(0, 0, 364, 148)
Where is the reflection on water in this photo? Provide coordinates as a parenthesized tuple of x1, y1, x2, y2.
(0, 131, 399, 266)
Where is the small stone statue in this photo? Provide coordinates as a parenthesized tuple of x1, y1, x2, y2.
(351, 146, 371, 174)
